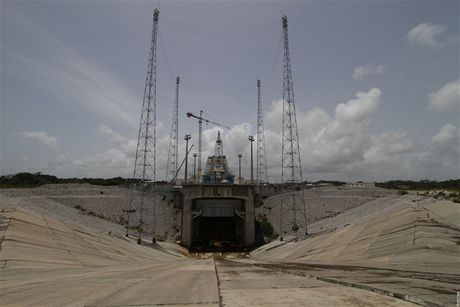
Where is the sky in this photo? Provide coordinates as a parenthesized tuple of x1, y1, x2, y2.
(1, 0, 459, 182)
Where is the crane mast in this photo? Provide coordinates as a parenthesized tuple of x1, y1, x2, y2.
(186, 111, 230, 182)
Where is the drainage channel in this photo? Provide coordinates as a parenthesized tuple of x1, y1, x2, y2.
(212, 256, 223, 307)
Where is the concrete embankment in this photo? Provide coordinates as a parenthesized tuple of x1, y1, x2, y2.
(252, 196, 460, 306)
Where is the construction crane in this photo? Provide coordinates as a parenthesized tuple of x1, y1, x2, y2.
(186, 111, 230, 182)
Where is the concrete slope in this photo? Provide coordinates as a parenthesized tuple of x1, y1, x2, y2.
(0, 207, 220, 307)
(253, 198, 460, 274)
(0, 205, 419, 307)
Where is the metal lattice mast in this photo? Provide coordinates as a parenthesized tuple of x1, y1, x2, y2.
(197, 110, 203, 181)
(280, 15, 305, 239)
(126, 8, 159, 243)
(166, 76, 180, 182)
(256, 79, 269, 184)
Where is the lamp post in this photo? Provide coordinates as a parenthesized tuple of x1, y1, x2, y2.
(193, 153, 197, 183)
(184, 135, 191, 182)
(237, 154, 242, 184)
(248, 136, 254, 184)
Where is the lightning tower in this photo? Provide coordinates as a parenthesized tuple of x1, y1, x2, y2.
(197, 110, 203, 182)
(166, 76, 180, 182)
(256, 79, 269, 184)
(280, 15, 306, 239)
(126, 8, 159, 243)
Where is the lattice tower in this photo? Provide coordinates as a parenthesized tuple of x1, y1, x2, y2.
(280, 15, 307, 240)
(256, 79, 269, 184)
(166, 76, 180, 182)
(125, 9, 159, 243)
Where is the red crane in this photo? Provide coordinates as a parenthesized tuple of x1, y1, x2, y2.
(186, 111, 230, 182)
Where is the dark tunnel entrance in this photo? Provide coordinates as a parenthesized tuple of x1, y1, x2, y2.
(191, 198, 245, 252)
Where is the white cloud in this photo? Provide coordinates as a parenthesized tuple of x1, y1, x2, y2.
(334, 88, 380, 122)
(432, 123, 458, 144)
(352, 64, 384, 80)
(262, 88, 381, 179)
(97, 124, 126, 143)
(364, 131, 416, 164)
(416, 124, 460, 176)
(428, 81, 460, 112)
(431, 124, 459, 163)
(407, 23, 446, 49)
(12, 131, 59, 148)
(40, 89, 458, 181)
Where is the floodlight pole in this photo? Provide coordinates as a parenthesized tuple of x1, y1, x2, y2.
(237, 154, 242, 184)
(248, 136, 254, 183)
(184, 135, 191, 182)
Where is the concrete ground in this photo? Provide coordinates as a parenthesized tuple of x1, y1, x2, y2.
(215, 258, 416, 307)
(252, 196, 460, 306)
(0, 206, 219, 306)
(1, 200, 420, 307)
(2, 191, 459, 306)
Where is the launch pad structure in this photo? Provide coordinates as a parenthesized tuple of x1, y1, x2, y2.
(126, 8, 308, 249)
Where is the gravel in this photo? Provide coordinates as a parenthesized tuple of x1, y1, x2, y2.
(256, 186, 397, 236)
(1, 184, 397, 242)
(0, 185, 180, 241)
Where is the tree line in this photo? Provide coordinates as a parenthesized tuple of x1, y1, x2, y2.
(1, 172, 458, 190)
(0, 172, 137, 187)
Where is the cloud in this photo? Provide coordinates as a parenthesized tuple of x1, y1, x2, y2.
(407, 23, 446, 49)
(415, 124, 459, 176)
(97, 124, 126, 143)
(432, 123, 458, 144)
(352, 64, 384, 80)
(431, 123, 459, 161)
(262, 88, 381, 179)
(334, 88, 380, 122)
(12, 131, 59, 147)
(39, 89, 458, 181)
(364, 131, 416, 164)
(428, 81, 460, 112)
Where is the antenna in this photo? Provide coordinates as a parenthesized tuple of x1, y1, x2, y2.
(125, 8, 159, 244)
(256, 79, 269, 184)
(166, 76, 180, 182)
(280, 14, 306, 240)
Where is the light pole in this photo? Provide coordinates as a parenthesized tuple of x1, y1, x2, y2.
(193, 153, 197, 183)
(248, 136, 254, 184)
(184, 135, 191, 183)
(237, 154, 242, 184)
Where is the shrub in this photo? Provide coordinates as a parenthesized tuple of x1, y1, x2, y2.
(437, 191, 446, 197)
(256, 217, 277, 239)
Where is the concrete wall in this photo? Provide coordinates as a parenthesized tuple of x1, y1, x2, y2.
(181, 184, 256, 248)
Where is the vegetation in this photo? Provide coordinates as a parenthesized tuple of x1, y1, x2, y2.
(256, 217, 278, 240)
(376, 179, 460, 191)
(307, 180, 346, 186)
(0, 172, 138, 188)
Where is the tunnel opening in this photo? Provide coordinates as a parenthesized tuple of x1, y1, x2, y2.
(191, 198, 245, 252)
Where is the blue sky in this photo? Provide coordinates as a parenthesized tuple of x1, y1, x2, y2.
(1, 1, 459, 181)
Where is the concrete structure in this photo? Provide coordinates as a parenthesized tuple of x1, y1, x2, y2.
(346, 181, 375, 188)
(0, 200, 419, 306)
(181, 184, 256, 248)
